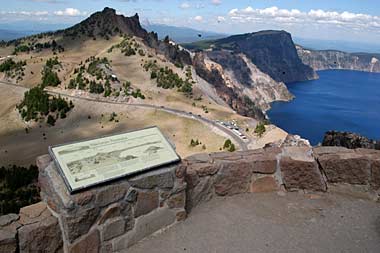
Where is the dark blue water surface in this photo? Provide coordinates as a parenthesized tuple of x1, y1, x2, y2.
(268, 70, 380, 145)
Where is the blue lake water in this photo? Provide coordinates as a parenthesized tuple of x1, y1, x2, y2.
(267, 70, 380, 145)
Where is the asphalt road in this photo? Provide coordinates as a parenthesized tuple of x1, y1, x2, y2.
(0, 81, 248, 150)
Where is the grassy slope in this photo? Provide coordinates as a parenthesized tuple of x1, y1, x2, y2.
(0, 34, 255, 166)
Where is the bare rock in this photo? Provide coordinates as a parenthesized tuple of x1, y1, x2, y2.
(98, 204, 122, 225)
(102, 218, 125, 241)
(62, 207, 99, 243)
(18, 205, 63, 253)
(19, 202, 50, 225)
(280, 147, 326, 191)
(134, 191, 159, 218)
(36, 154, 53, 171)
(214, 161, 252, 196)
(189, 163, 219, 177)
(167, 191, 186, 209)
(176, 210, 187, 222)
(128, 166, 175, 189)
(0, 216, 20, 253)
(250, 176, 279, 193)
(96, 183, 129, 207)
(371, 160, 380, 190)
(186, 176, 214, 212)
(69, 229, 100, 253)
(0, 214, 19, 227)
(314, 147, 371, 185)
(0, 229, 17, 253)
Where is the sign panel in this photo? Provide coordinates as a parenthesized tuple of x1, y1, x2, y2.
(49, 127, 180, 193)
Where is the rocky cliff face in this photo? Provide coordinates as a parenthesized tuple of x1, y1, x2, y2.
(195, 50, 293, 112)
(208, 31, 318, 83)
(193, 52, 266, 120)
(297, 46, 380, 73)
(322, 131, 380, 150)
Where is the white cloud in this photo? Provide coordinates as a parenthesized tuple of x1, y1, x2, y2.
(217, 16, 226, 22)
(180, 2, 191, 9)
(228, 6, 380, 31)
(54, 8, 86, 17)
(211, 0, 222, 6)
(1, 11, 49, 16)
(194, 15, 203, 22)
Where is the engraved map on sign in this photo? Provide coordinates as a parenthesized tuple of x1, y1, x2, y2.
(49, 127, 180, 193)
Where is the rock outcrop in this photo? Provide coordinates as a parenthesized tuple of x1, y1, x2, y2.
(322, 131, 380, 150)
(193, 52, 267, 120)
(297, 45, 380, 73)
(193, 31, 318, 83)
(43, 7, 192, 67)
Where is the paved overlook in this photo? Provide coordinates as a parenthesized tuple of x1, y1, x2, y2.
(128, 192, 380, 253)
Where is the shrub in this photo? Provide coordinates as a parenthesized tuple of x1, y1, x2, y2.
(190, 139, 200, 147)
(0, 59, 26, 72)
(254, 122, 266, 137)
(138, 49, 145, 56)
(45, 57, 61, 69)
(89, 81, 104, 94)
(47, 115, 56, 126)
(17, 87, 73, 124)
(223, 139, 236, 152)
(41, 68, 61, 87)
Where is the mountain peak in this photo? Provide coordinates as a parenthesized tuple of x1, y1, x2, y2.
(62, 7, 147, 40)
(102, 7, 116, 14)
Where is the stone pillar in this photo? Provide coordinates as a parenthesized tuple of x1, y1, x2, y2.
(37, 155, 186, 253)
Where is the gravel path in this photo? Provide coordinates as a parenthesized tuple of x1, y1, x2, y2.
(128, 192, 380, 253)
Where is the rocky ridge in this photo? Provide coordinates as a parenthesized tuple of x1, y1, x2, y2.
(322, 131, 380, 150)
(297, 45, 380, 73)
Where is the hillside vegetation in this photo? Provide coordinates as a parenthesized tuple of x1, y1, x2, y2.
(0, 165, 40, 215)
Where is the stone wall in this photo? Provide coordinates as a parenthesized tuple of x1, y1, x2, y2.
(184, 146, 328, 211)
(314, 147, 380, 191)
(0, 202, 63, 253)
(1, 146, 379, 252)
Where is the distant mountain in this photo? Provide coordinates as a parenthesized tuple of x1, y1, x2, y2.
(0, 23, 71, 41)
(296, 45, 380, 73)
(0, 29, 35, 41)
(143, 24, 226, 44)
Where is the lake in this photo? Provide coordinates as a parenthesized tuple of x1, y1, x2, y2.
(267, 70, 380, 145)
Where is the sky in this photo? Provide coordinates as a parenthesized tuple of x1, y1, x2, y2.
(0, 0, 380, 44)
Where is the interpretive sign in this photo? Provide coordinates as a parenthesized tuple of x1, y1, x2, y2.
(49, 127, 180, 193)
